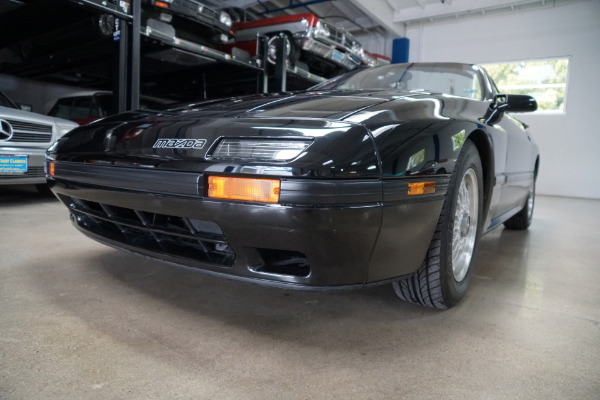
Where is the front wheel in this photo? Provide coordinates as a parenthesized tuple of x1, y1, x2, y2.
(393, 140, 483, 309)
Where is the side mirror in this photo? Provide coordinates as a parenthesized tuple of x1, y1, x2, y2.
(493, 94, 537, 112)
(482, 94, 537, 125)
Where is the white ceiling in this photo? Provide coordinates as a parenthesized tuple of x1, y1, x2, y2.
(380, 0, 571, 23)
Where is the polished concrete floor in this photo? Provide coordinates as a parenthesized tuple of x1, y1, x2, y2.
(1, 186, 599, 399)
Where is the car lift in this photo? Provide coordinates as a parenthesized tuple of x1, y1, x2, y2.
(64, 1, 324, 109)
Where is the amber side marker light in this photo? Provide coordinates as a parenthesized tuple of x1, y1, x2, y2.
(408, 181, 436, 195)
(48, 161, 56, 177)
(154, 1, 170, 9)
(208, 176, 280, 203)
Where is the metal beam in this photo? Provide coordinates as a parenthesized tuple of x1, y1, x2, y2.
(115, 18, 128, 114)
(65, 0, 133, 20)
(129, 0, 140, 110)
(274, 34, 287, 92)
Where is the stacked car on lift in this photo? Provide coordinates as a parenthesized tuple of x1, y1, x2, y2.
(143, 1, 371, 79)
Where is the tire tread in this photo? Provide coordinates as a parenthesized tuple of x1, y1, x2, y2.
(392, 140, 482, 309)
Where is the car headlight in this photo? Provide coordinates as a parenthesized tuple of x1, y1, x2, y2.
(220, 11, 232, 27)
(352, 43, 364, 57)
(314, 21, 330, 38)
(211, 139, 313, 162)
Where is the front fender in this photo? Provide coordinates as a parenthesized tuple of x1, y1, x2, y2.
(372, 119, 485, 178)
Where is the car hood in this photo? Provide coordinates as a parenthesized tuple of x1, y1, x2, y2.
(48, 90, 449, 179)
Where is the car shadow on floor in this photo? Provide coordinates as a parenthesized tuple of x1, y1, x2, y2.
(0, 184, 58, 205)
(21, 222, 539, 373)
(28, 242, 449, 349)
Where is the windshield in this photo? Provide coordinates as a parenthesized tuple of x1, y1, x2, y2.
(311, 63, 485, 100)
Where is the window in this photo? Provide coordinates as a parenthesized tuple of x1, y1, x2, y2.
(71, 97, 94, 120)
(482, 58, 569, 112)
(48, 98, 74, 119)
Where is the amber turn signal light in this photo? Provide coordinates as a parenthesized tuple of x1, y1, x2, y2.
(154, 1, 170, 9)
(408, 181, 436, 195)
(48, 161, 56, 177)
(208, 176, 280, 203)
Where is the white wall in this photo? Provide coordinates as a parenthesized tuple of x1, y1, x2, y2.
(405, 0, 600, 199)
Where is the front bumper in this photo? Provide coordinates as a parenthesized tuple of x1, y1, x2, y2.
(48, 163, 445, 289)
(300, 36, 362, 70)
(0, 147, 47, 185)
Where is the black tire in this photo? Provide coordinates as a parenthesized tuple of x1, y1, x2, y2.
(392, 140, 484, 309)
(503, 179, 535, 230)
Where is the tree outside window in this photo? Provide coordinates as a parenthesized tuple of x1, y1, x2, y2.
(483, 58, 569, 112)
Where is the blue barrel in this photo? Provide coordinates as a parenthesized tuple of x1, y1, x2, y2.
(391, 38, 410, 64)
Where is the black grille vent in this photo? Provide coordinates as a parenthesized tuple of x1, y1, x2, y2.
(63, 196, 234, 267)
(6, 119, 53, 133)
(8, 132, 52, 143)
(5, 119, 53, 143)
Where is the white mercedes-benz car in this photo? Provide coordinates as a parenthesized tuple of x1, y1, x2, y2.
(1, 90, 77, 190)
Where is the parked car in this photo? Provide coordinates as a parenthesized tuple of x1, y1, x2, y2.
(0, 90, 77, 188)
(46, 63, 538, 309)
(48, 91, 172, 125)
(141, 0, 234, 47)
(223, 13, 364, 77)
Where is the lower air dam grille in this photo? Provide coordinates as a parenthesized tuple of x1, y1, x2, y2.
(62, 196, 234, 267)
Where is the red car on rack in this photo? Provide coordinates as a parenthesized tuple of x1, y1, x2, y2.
(223, 13, 364, 78)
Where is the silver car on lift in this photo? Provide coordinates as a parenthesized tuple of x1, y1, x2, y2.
(0, 90, 77, 189)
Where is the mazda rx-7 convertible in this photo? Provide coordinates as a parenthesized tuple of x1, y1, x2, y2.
(46, 62, 539, 309)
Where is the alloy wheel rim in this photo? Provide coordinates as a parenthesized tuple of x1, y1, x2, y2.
(527, 183, 535, 220)
(267, 36, 291, 63)
(452, 168, 479, 282)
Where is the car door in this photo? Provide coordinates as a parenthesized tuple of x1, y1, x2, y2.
(496, 113, 535, 215)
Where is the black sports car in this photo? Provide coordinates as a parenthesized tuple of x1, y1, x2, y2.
(46, 62, 539, 309)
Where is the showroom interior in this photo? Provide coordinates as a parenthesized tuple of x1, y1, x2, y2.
(1, 0, 599, 398)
